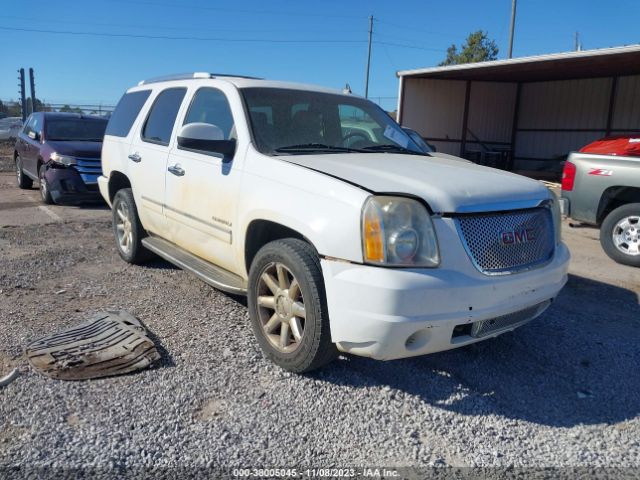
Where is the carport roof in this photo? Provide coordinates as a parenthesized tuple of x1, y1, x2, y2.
(397, 44, 640, 82)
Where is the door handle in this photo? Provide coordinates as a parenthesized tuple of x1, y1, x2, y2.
(128, 153, 142, 163)
(167, 164, 185, 176)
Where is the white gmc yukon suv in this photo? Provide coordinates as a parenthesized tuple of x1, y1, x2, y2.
(99, 73, 570, 372)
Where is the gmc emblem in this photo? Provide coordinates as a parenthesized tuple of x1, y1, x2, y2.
(500, 228, 536, 245)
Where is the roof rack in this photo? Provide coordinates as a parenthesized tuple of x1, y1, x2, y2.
(138, 72, 262, 86)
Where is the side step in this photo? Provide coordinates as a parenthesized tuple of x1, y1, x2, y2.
(141, 236, 247, 295)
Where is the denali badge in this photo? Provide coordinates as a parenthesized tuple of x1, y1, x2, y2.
(500, 228, 536, 245)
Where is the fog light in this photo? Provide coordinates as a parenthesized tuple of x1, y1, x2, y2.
(405, 329, 430, 351)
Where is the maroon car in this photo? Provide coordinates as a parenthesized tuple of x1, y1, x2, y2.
(14, 112, 108, 204)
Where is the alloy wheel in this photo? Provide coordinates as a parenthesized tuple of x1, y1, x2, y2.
(115, 201, 133, 255)
(39, 169, 48, 201)
(15, 158, 22, 183)
(256, 262, 307, 353)
(612, 215, 640, 256)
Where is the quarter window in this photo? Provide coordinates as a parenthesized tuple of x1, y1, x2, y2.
(183, 88, 235, 140)
(106, 90, 151, 137)
(142, 88, 187, 145)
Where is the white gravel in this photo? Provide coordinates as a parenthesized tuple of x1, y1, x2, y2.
(1, 213, 639, 476)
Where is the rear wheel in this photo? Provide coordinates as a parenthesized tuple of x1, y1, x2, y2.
(248, 239, 338, 373)
(112, 188, 152, 264)
(38, 165, 54, 204)
(15, 155, 33, 189)
(600, 203, 640, 267)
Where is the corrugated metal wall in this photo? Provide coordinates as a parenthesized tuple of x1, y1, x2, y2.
(401, 78, 466, 155)
(465, 82, 517, 155)
(400, 73, 640, 176)
(514, 77, 611, 172)
(613, 75, 640, 130)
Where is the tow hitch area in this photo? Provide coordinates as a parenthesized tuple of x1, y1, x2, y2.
(25, 310, 160, 380)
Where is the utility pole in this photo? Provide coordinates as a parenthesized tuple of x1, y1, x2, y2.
(18, 68, 27, 122)
(507, 0, 517, 59)
(364, 15, 373, 98)
(29, 68, 37, 114)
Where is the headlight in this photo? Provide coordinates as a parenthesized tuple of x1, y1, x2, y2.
(548, 190, 562, 245)
(50, 152, 76, 166)
(362, 196, 440, 267)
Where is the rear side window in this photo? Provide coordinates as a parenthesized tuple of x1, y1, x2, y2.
(142, 88, 187, 146)
(105, 90, 151, 137)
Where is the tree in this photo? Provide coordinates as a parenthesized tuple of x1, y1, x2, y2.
(439, 30, 499, 66)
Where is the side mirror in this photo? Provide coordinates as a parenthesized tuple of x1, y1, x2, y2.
(28, 131, 38, 141)
(177, 123, 236, 160)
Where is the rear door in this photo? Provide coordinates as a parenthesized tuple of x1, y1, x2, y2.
(127, 87, 187, 237)
(163, 84, 243, 272)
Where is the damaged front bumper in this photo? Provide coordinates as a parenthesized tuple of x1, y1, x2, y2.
(321, 242, 570, 361)
(43, 163, 103, 205)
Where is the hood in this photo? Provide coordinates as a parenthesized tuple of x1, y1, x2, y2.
(46, 140, 102, 158)
(284, 153, 551, 213)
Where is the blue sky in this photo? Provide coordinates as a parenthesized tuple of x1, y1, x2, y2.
(1, 0, 638, 111)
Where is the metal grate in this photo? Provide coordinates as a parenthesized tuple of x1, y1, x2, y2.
(456, 207, 555, 275)
(470, 300, 551, 338)
(73, 156, 102, 184)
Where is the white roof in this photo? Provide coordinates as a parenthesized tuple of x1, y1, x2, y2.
(133, 72, 351, 96)
(397, 44, 640, 78)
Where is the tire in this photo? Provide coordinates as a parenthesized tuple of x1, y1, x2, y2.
(112, 188, 152, 264)
(248, 239, 338, 373)
(600, 203, 640, 267)
(15, 155, 33, 189)
(38, 165, 54, 205)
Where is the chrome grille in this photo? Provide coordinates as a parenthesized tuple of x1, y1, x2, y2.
(72, 156, 102, 184)
(470, 300, 551, 338)
(455, 207, 554, 275)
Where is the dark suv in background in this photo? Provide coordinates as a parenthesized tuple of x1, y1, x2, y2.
(14, 112, 108, 204)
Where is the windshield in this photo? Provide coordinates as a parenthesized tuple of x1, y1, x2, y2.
(45, 118, 108, 142)
(241, 88, 426, 156)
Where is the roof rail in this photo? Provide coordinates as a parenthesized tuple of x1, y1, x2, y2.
(138, 72, 262, 86)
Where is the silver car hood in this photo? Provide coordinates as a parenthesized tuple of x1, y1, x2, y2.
(285, 152, 551, 213)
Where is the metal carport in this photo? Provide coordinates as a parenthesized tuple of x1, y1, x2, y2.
(396, 45, 640, 179)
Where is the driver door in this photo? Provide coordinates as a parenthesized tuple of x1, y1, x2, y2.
(163, 85, 243, 273)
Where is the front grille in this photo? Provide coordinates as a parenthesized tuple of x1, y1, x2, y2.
(455, 207, 554, 275)
(469, 300, 551, 338)
(72, 156, 102, 184)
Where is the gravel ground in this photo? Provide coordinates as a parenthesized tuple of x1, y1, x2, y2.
(0, 159, 639, 476)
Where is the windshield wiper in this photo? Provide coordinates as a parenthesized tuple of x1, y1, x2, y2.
(274, 143, 364, 154)
(359, 144, 429, 156)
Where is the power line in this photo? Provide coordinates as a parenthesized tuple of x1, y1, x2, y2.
(103, 0, 363, 19)
(0, 25, 366, 45)
(1, 14, 355, 35)
(374, 41, 446, 53)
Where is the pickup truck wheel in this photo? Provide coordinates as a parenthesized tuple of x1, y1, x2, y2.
(248, 239, 338, 373)
(600, 203, 640, 267)
(38, 165, 54, 205)
(15, 155, 33, 189)
(112, 188, 152, 264)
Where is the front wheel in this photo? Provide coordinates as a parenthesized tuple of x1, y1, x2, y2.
(112, 188, 152, 264)
(38, 165, 54, 204)
(248, 239, 338, 373)
(600, 203, 640, 267)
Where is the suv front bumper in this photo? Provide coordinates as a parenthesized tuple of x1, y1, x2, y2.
(321, 242, 570, 360)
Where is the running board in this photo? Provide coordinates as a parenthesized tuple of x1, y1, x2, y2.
(141, 236, 247, 295)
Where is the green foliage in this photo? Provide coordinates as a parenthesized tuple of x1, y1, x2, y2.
(439, 30, 499, 66)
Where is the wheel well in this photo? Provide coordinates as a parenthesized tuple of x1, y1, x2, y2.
(108, 171, 131, 202)
(597, 186, 640, 225)
(244, 220, 309, 274)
